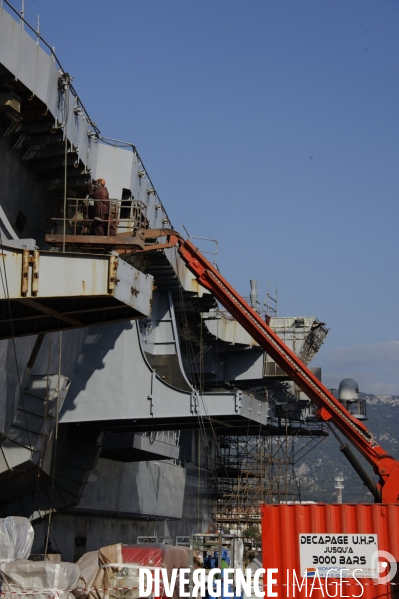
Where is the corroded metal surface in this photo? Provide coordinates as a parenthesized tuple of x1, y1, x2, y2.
(0, 243, 153, 337)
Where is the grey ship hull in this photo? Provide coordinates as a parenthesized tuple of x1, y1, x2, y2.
(0, 2, 328, 560)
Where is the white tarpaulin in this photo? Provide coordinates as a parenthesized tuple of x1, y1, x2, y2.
(299, 533, 379, 578)
(0, 560, 80, 599)
(0, 517, 34, 562)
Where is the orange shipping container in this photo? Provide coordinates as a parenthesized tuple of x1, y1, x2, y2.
(261, 503, 399, 599)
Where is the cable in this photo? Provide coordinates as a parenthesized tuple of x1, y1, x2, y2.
(44, 331, 62, 558)
(174, 252, 225, 489)
(0, 227, 48, 521)
(62, 74, 70, 254)
(174, 248, 255, 533)
(44, 73, 70, 556)
(294, 434, 328, 464)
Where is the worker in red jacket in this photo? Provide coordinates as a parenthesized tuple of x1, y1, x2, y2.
(87, 178, 117, 236)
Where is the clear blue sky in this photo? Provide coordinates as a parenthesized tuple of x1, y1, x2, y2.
(19, 0, 399, 394)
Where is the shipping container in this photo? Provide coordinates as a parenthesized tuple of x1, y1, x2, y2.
(261, 503, 399, 599)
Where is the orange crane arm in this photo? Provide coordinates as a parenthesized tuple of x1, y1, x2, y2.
(136, 229, 399, 503)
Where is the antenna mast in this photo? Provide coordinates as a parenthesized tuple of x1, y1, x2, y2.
(334, 472, 344, 504)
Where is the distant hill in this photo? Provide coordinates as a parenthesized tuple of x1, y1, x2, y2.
(297, 394, 399, 503)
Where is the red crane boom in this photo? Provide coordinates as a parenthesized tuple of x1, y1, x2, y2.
(136, 229, 399, 503)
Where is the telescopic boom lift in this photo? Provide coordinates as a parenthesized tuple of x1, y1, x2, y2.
(135, 229, 399, 504)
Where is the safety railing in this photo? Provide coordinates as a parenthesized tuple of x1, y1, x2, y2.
(99, 136, 172, 228)
(46, 197, 147, 237)
(348, 398, 368, 421)
(140, 430, 181, 447)
(1, 0, 100, 136)
(181, 225, 218, 267)
(139, 430, 182, 466)
(306, 397, 368, 422)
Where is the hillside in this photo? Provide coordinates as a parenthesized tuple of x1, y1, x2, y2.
(297, 394, 399, 503)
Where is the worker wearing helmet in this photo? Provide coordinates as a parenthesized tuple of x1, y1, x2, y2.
(87, 178, 117, 236)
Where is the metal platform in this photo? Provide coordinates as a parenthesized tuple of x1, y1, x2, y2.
(62, 391, 270, 435)
(0, 241, 153, 338)
(59, 320, 270, 434)
(101, 432, 180, 462)
(45, 234, 145, 250)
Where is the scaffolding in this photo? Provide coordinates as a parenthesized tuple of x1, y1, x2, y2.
(215, 434, 300, 526)
(213, 419, 328, 562)
(213, 432, 299, 560)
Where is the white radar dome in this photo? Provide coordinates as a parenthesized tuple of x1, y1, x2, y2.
(338, 378, 359, 402)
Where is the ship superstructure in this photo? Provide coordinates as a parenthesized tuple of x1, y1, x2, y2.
(0, 2, 334, 561)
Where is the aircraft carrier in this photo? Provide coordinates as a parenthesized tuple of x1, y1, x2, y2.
(0, 1, 334, 562)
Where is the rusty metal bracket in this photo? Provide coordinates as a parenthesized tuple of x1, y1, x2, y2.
(124, 228, 182, 254)
(21, 250, 29, 296)
(108, 255, 118, 293)
(130, 272, 140, 296)
(21, 249, 39, 297)
(32, 250, 39, 296)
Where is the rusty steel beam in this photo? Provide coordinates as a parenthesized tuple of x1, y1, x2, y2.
(17, 298, 83, 327)
(45, 234, 145, 250)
